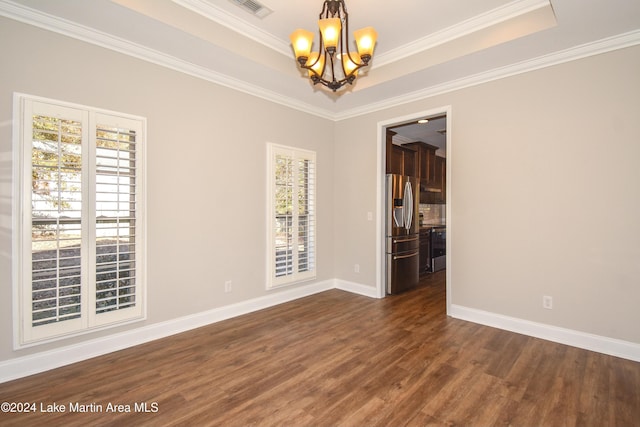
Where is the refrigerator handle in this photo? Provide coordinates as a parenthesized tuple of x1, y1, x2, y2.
(393, 251, 419, 260)
(393, 205, 402, 228)
(404, 180, 413, 231)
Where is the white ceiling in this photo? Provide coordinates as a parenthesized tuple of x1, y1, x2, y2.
(390, 116, 448, 156)
(2, 0, 640, 123)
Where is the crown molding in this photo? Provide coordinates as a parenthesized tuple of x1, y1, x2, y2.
(335, 29, 640, 121)
(2, 0, 639, 122)
(172, 0, 552, 69)
(171, 0, 291, 57)
(392, 135, 415, 145)
(0, 0, 335, 120)
(374, 0, 552, 67)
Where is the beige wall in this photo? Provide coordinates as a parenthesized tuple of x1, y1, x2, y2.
(0, 18, 334, 361)
(1, 15, 639, 368)
(334, 45, 640, 343)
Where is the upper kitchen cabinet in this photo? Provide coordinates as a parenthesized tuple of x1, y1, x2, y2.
(404, 142, 438, 185)
(403, 142, 446, 204)
(434, 155, 446, 204)
(386, 130, 417, 177)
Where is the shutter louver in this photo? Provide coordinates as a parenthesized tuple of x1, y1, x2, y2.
(95, 125, 138, 314)
(297, 158, 315, 273)
(275, 154, 293, 278)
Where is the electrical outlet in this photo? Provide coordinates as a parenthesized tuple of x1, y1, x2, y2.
(354, 264, 360, 273)
(367, 212, 373, 221)
(543, 295, 553, 309)
(224, 280, 232, 293)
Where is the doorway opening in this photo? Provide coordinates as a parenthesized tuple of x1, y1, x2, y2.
(376, 107, 452, 314)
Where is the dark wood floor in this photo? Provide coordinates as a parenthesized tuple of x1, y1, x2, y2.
(1, 271, 639, 426)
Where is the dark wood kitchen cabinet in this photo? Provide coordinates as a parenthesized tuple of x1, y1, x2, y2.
(386, 130, 417, 177)
(404, 142, 438, 185)
(402, 142, 445, 204)
(434, 155, 446, 204)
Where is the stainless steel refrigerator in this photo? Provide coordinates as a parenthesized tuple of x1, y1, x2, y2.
(385, 174, 420, 294)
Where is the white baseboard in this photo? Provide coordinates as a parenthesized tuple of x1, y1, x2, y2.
(0, 279, 334, 384)
(4, 285, 638, 384)
(450, 304, 640, 362)
(334, 279, 380, 298)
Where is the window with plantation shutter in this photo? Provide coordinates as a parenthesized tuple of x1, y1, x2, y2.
(14, 94, 146, 347)
(267, 143, 316, 288)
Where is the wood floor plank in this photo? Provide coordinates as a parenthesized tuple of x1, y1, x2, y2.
(1, 270, 639, 426)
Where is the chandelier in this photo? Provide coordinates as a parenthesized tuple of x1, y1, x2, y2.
(289, 0, 377, 92)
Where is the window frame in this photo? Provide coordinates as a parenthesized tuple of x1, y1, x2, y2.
(266, 143, 317, 289)
(12, 93, 147, 348)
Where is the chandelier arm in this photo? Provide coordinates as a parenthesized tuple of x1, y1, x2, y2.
(337, 3, 365, 78)
(341, 1, 350, 51)
(301, 64, 322, 82)
(344, 17, 365, 67)
(319, 0, 327, 19)
(338, 22, 353, 83)
(299, 63, 322, 83)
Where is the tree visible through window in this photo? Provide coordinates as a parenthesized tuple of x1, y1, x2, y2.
(31, 114, 84, 327)
(267, 143, 316, 288)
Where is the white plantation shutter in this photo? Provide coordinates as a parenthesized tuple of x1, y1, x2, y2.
(15, 95, 146, 346)
(267, 143, 316, 288)
(26, 103, 88, 341)
(295, 156, 315, 274)
(93, 122, 137, 315)
(90, 114, 143, 327)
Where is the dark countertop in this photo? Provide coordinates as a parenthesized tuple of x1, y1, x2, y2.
(419, 224, 446, 232)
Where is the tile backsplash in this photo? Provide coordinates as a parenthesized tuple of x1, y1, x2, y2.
(419, 204, 446, 225)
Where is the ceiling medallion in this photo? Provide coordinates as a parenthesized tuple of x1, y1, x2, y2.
(289, 0, 377, 92)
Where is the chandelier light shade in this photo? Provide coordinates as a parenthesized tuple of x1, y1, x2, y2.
(289, 0, 378, 92)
